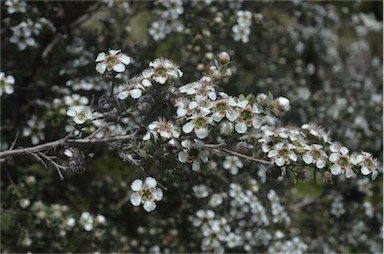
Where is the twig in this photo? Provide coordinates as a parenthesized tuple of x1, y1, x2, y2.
(9, 131, 20, 150)
(37, 152, 67, 180)
(204, 144, 271, 165)
(0, 133, 137, 159)
(84, 122, 114, 140)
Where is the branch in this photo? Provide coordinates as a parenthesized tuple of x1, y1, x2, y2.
(0, 133, 137, 159)
(205, 144, 271, 165)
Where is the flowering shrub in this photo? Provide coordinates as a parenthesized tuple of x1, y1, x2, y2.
(1, 1, 382, 253)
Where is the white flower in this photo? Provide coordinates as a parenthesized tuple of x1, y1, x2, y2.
(142, 58, 182, 84)
(148, 21, 168, 41)
(329, 145, 354, 178)
(65, 217, 76, 228)
(352, 152, 379, 180)
(237, 10, 253, 26)
(95, 49, 130, 74)
(22, 118, 45, 145)
(182, 114, 213, 139)
(5, 0, 27, 14)
(66, 105, 93, 124)
(223, 156, 243, 175)
(193, 184, 209, 198)
(0, 72, 15, 96)
(267, 142, 297, 167)
(64, 94, 89, 106)
(193, 209, 215, 227)
(80, 212, 94, 231)
(143, 118, 180, 141)
(95, 215, 106, 225)
(19, 198, 30, 208)
(302, 144, 328, 169)
(10, 28, 36, 50)
(233, 101, 262, 134)
(130, 177, 163, 212)
(272, 96, 291, 114)
(232, 24, 250, 43)
(209, 193, 223, 207)
(178, 139, 209, 171)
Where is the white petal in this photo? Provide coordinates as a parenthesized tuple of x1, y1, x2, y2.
(145, 177, 157, 188)
(142, 69, 154, 78)
(113, 63, 126, 73)
(345, 168, 353, 178)
(117, 91, 129, 100)
(329, 153, 338, 163)
(131, 179, 143, 191)
(211, 112, 222, 122)
(178, 151, 187, 163)
(316, 159, 326, 169)
(143, 132, 151, 141)
(130, 89, 142, 99)
(227, 110, 238, 122)
(143, 201, 156, 212)
(302, 154, 313, 164)
(182, 122, 194, 134)
(340, 146, 349, 155)
(95, 63, 106, 74)
(109, 49, 121, 55)
(235, 122, 247, 134)
(361, 166, 370, 175)
(192, 160, 200, 171)
(275, 158, 285, 166)
(181, 139, 192, 148)
(153, 188, 163, 201)
(119, 54, 130, 65)
(130, 193, 141, 206)
(330, 164, 341, 175)
(95, 52, 106, 62)
(289, 153, 297, 162)
(372, 170, 378, 180)
(196, 128, 209, 139)
(142, 79, 152, 87)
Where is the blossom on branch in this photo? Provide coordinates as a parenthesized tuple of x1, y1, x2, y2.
(142, 58, 183, 84)
(95, 49, 131, 74)
(130, 177, 164, 212)
(66, 105, 93, 125)
(329, 145, 355, 178)
(178, 139, 209, 171)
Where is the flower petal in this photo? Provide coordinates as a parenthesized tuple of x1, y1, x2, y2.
(153, 188, 163, 201)
(130, 192, 141, 206)
(145, 177, 157, 188)
(143, 201, 156, 212)
(131, 179, 143, 191)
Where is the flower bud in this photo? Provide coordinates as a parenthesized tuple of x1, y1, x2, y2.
(218, 52, 230, 64)
(254, 13, 263, 22)
(256, 93, 269, 106)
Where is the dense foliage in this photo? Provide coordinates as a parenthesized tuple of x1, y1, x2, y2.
(1, 1, 382, 253)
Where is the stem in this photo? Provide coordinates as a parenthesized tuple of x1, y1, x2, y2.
(204, 144, 271, 165)
(0, 133, 136, 159)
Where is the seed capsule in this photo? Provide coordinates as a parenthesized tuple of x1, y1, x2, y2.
(67, 148, 86, 174)
(98, 94, 115, 113)
(266, 164, 282, 180)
